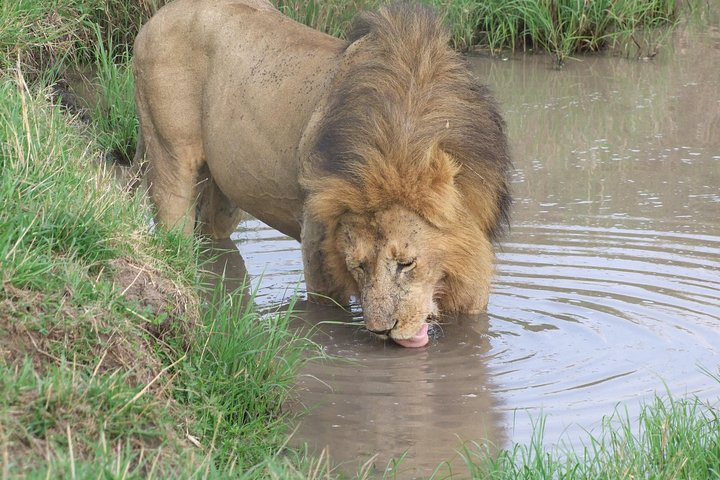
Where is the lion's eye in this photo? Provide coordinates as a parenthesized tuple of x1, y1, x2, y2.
(351, 262, 367, 275)
(396, 259, 416, 274)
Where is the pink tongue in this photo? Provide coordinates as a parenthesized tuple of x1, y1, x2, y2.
(393, 323, 429, 348)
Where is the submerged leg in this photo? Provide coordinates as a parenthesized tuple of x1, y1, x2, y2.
(301, 213, 345, 305)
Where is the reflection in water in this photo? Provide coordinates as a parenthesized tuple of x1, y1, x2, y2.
(287, 304, 504, 477)
(479, 18, 720, 232)
(205, 16, 720, 477)
(202, 238, 250, 294)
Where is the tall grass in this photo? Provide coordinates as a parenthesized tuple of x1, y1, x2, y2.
(86, 24, 138, 164)
(1, 68, 179, 475)
(1, 0, 147, 165)
(275, 0, 378, 38)
(0, 0, 85, 81)
(470, 0, 678, 63)
(0, 0, 167, 83)
(273, 0, 680, 62)
(2, 77, 121, 287)
(174, 288, 310, 474)
(84, 0, 169, 51)
(461, 389, 720, 479)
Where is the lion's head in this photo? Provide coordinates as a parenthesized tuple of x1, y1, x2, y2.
(303, 4, 511, 346)
(336, 205, 445, 344)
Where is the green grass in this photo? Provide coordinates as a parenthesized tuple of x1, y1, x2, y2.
(0, 0, 166, 74)
(0, 44, 312, 480)
(460, 389, 720, 479)
(1, 67, 181, 476)
(85, 24, 138, 164)
(0, 0, 85, 81)
(1, 0, 155, 163)
(275, 0, 377, 38)
(173, 289, 310, 474)
(272, 0, 681, 62)
(440, 0, 679, 61)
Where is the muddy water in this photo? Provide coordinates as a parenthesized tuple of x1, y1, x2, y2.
(208, 15, 720, 478)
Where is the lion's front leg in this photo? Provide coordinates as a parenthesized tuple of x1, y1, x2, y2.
(442, 236, 494, 314)
(301, 213, 345, 305)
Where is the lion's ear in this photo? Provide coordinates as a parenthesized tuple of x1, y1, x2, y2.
(415, 143, 462, 227)
(427, 143, 460, 188)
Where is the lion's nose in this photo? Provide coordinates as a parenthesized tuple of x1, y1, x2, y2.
(368, 327, 392, 335)
(367, 319, 398, 336)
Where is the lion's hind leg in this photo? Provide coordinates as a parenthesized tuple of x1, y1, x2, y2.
(134, 17, 208, 236)
(142, 137, 203, 235)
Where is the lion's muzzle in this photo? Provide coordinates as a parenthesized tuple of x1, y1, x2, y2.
(366, 320, 398, 336)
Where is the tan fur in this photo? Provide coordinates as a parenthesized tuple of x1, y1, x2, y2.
(134, 0, 511, 341)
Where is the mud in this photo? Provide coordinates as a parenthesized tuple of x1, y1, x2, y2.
(207, 14, 720, 478)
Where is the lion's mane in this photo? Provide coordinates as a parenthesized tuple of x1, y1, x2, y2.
(304, 3, 512, 308)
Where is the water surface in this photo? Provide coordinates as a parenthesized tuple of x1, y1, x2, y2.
(210, 16, 720, 477)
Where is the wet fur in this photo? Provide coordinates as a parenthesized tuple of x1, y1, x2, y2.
(304, 3, 512, 314)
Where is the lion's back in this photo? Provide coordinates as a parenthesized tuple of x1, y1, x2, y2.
(134, 0, 346, 239)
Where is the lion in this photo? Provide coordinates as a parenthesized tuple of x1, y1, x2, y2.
(133, 0, 512, 347)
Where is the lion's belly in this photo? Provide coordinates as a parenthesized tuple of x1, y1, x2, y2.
(201, 71, 328, 240)
(202, 118, 305, 239)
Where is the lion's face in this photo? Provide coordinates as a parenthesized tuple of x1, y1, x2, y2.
(336, 205, 445, 342)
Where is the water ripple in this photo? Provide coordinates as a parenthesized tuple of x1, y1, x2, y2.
(229, 218, 720, 461)
(489, 223, 720, 441)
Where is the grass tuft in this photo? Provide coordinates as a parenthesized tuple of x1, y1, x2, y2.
(85, 23, 138, 164)
(460, 389, 720, 479)
(467, 0, 679, 63)
(175, 288, 310, 472)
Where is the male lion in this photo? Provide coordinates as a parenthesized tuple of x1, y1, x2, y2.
(134, 0, 511, 347)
